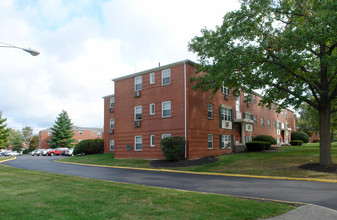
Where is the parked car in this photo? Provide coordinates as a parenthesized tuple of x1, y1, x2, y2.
(30, 150, 38, 156)
(48, 148, 68, 156)
(41, 149, 52, 156)
(8, 151, 22, 156)
(1, 151, 10, 156)
(64, 148, 74, 156)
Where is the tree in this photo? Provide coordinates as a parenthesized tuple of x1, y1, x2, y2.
(22, 126, 33, 142)
(28, 135, 39, 151)
(0, 112, 9, 149)
(189, 0, 337, 166)
(7, 128, 23, 152)
(48, 110, 75, 149)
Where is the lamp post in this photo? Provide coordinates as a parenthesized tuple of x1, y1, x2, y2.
(0, 42, 40, 56)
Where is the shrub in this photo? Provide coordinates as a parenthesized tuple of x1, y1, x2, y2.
(290, 140, 303, 146)
(246, 141, 269, 151)
(160, 136, 185, 161)
(291, 131, 310, 143)
(253, 135, 276, 149)
(73, 139, 104, 155)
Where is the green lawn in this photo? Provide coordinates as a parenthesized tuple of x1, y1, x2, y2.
(61, 143, 337, 180)
(0, 165, 295, 220)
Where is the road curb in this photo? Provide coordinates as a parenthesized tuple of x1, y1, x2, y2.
(0, 157, 17, 163)
(56, 160, 337, 183)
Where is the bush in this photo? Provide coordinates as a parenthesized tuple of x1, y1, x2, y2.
(73, 139, 104, 155)
(246, 141, 269, 151)
(253, 135, 276, 149)
(291, 131, 309, 143)
(290, 140, 303, 146)
(160, 136, 185, 161)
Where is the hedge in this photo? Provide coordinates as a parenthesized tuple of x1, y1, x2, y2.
(160, 136, 185, 161)
(253, 135, 276, 149)
(290, 140, 303, 146)
(246, 141, 270, 151)
(73, 139, 104, 155)
(291, 131, 310, 143)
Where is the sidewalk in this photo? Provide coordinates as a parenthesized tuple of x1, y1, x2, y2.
(265, 204, 337, 220)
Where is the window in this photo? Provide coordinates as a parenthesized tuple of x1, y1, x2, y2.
(208, 134, 213, 149)
(150, 72, 155, 84)
(79, 130, 82, 135)
(162, 134, 171, 139)
(135, 136, 142, 151)
(253, 95, 256, 103)
(221, 83, 230, 95)
(134, 76, 142, 91)
(220, 106, 231, 121)
(150, 135, 155, 147)
(162, 101, 171, 118)
(110, 118, 114, 129)
(135, 106, 142, 120)
(220, 135, 232, 149)
(97, 132, 102, 137)
(268, 119, 271, 128)
(245, 136, 252, 143)
(245, 112, 253, 120)
(110, 97, 115, 108)
(254, 115, 257, 125)
(162, 69, 171, 85)
(208, 104, 213, 119)
(261, 117, 264, 128)
(110, 140, 114, 151)
(48, 132, 52, 136)
(150, 103, 155, 115)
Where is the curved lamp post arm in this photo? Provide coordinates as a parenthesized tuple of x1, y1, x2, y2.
(0, 42, 40, 56)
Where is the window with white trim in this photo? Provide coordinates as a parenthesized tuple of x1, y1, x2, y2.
(48, 132, 52, 136)
(135, 106, 142, 120)
(110, 140, 114, 151)
(208, 104, 213, 119)
(150, 135, 155, 147)
(220, 83, 230, 95)
(254, 115, 257, 125)
(162, 134, 171, 139)
(208, 134, 213, 149)
(97, 132, 102, 137)
(244, 136, 252, 143)
(150, 72, 155, 84)
(268, 119, 271, 128)
(110, 97, 115, 108)
(261, 117, 264, 128)
(161, 69, 171, 85)
(79, 130, 82, 135)
(150, 103, 155, 116)
(221, 107, 231, 121)
(162, 101, 171, 118)
(134, 76, 142, 91)
(110, 118, 114, 129)
(253, 95, 256, 103)
(221, 135, 231, 149)
(135, 136, 142, 151)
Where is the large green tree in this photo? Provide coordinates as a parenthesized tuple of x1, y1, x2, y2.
(22, 126, 33, 142)
(28, 135, 39, 151)
(0, 112, 9, 149)
(189, 0, 337, 166)
(7, 129, 23, 152)
(48, 110, 75, 149)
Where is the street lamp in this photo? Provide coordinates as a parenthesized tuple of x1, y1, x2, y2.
(0, 42, 40, 56)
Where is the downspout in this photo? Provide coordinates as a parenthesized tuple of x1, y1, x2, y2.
(184, 61, 187, 159)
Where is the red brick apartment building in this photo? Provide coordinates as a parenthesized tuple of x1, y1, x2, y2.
(39, 126, 103, 149)
(103, 60, 296, 159)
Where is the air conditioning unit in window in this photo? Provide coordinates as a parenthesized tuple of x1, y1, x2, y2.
(246, 124, 253, 132)
(225, 95, 229, 100)
(134, 121, 141, 127)
(134, 91, 140, 97)
(222, 120, 232, 129)
(109, 129, 114, 134)
(110, 108, 114, 113)
(276, 129, 281, 135)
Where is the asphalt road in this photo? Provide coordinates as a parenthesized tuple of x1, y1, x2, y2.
(3, 156, 337, 210)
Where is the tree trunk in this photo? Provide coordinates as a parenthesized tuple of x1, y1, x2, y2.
(319, 105, 332, 166)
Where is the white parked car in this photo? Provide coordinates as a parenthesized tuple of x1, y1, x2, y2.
(41, 149, 53, 156)
(8, 151, 22, 156)
(64, 148, 74, 156)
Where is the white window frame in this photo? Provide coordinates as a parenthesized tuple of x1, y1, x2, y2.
(261, 117, 264, 128)
(162, 134, 171, 139)
(150, 72, 155, 84)
(79, 130, 82, 135)
(134, 76, 142, 91)
(220, 83, 230, 95)
(208, 134, 213, 149)
(134, 106, 142, 121)
(221, 107, 231, 121)
(162, 101, 171, 118)
(48, 132, 52, 136)
(268, 119, 271, 128)
(97, 132, 102, 137)
(150, 103, 155, 116)
(222, 135, 231, 149)
(110, 118, 114, 129)
(208, 104, 213, 119)
(150, 135, 155, 147)
(161, 69, 171, 85)
(135, 136, 142, 151)
(110, 140, 114, 151)
(110, 97, 115, 108)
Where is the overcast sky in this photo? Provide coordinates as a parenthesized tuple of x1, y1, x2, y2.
(0, 0, 240, 134)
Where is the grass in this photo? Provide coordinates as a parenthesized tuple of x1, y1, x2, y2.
(61, 143, 337, 180)
(0, 165, 295, 219)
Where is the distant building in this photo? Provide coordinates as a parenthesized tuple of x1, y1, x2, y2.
(39, 126, 103, 149)
(103, 60, 296, 159)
